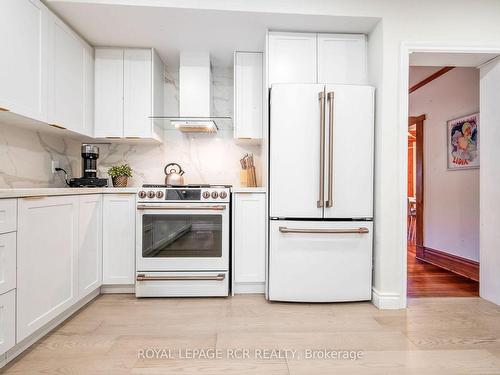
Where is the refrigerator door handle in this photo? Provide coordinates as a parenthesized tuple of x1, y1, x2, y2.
(326, 91, 334, 208)
(317, 91, 326, 208)
(279, 226, 370, 234)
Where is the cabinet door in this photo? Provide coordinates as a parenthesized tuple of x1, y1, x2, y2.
(17, 196, 79, 341)
(0, 290, 16, 356)
(0, 199, 17, 234)
(268, 32, 316, 86)
(233, 193, 266, 284)
(270, 84, 324, 218)
(323, 85, 374, 218)
(95, 48, 124, 138)
(83, 45, 95, 137)
(0, 0, 48, 121)
(0, 233, 16, 295)
(78, 195, 102, 298)
(269, 220, 373, 302)
(124, 49, 152, 138)
(102, 194, 135, 284)
(48, 15, 86, 133)
(317, 34, 367, 85)
(234, 52, 263, 139)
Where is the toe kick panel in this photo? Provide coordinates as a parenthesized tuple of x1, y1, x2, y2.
(269, 220, 373, 302)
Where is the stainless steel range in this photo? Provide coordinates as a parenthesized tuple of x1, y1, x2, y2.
(135, 184, 230, 297)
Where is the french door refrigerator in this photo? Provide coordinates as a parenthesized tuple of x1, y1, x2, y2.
(269, 84, 374, 302)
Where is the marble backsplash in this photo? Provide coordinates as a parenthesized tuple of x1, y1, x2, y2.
(0, 65, 263, 189)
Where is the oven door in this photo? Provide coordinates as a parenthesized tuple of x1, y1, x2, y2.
(136, 203, 229, 271)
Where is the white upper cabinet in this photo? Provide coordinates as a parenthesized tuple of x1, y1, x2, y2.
(267, 31, 367, 86)
(95, 48, 164, 141)
(234, 52, 263, 140)
(0, 0, 48, 121)
(48, 15, 94, 136)
(95, 48, 124, 138)
(268, 32, 317, 85)
(317, 34, 367, 84)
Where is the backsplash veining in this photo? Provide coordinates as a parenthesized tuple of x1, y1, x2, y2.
(0, 124, 80, 188)
(97, 66, 262, 186)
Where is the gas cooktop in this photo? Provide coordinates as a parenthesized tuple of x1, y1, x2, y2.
(142, 184, 231, 188)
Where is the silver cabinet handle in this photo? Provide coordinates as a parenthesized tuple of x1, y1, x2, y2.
(136, 273, 226, 281)
(326, 91, 334, 208)
(279, 226, 369, 234)
(317, 91, 326, 208)
(137, 205, 226, 211)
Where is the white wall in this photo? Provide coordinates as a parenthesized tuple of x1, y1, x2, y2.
(409, 67, 479, 262)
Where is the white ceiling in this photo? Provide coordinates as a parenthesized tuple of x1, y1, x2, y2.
(409, 52, 499, 68)
(46, 1, 379, 67)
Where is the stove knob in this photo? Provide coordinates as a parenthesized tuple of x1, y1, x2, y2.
(202, 191, 210, 199)
(156, 191, 164, 199)
(138, 191, 147, 199)
(211, 191, 219, 199)
(220, 191, 227, 199)
(147, 191, 155, 198)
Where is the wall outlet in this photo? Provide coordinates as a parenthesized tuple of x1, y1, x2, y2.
(51, 160, 60, 174)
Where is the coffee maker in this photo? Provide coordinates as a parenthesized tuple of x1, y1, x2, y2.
(69, 145, 109, 187)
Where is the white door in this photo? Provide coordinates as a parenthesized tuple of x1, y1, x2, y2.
(48, 15, 86, 133)
(233, 193, 266, 284)
(102, 194, 135, 284)
(268, 32, 317, 86)
(83, 45, 95, 137)
(0, 233, 16, 295)
(95, 48, 124, 138)
(234, 52, 263, 139)
(124, 49, 152, 138)
(480, 58, 500, 305)
(17, 196, 79, 341)
(78, 195, 102, 298)
(269, 220, 373, 302)
(0, 290, 15, 356)
(323, 85, 374, 218)
(270, 84, 324, 218)
(0, 0, 48, 121)
(317, 34, 367, 85)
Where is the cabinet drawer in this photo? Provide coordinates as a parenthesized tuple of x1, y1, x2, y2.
(0, 289, 16, 355)
(0, 232, 16, 295)
(0, 199, 17, 234)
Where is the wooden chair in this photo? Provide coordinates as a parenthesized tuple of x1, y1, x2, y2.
(407, 197, 417, 244)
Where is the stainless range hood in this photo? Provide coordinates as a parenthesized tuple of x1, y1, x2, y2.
(169, 52, 219, 133)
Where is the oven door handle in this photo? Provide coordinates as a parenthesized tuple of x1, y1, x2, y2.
(136, 273, 226, 281)
(137, 205, 226, 211)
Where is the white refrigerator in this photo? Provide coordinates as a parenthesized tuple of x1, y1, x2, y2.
(269, 84, 374, 302)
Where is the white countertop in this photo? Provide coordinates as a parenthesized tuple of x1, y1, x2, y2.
(0, 187, 138, 199)
(231, 187, 266, 193)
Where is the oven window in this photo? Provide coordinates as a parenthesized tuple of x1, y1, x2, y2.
(142, 214, 222, 258)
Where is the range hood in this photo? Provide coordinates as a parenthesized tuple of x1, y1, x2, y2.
(170, 52, 218, 133)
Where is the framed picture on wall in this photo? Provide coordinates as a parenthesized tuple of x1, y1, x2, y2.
(447, 112, 480, 170)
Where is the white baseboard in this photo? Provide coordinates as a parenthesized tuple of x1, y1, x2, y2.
(0, 288, 100, 369)
(233, 282, 265, 294)
(100, 284, 135, 294)
(372, 288, 405, 309)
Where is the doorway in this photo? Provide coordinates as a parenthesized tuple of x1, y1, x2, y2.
(400, 46, 500, 304)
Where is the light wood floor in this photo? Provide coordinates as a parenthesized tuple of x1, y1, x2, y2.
(3, 294, 500, 374)
(407, 244, 479, 297)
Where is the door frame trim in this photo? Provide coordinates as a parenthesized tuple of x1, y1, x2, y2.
(398, 42, 500, 308)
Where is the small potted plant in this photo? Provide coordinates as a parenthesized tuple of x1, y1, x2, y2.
(107, 164, 132, 187)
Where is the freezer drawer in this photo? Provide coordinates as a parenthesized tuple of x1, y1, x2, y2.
(269, 220, 372, 302)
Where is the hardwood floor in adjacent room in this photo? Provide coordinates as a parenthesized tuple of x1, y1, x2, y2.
(408, 244, 479, 297)
(3, 294, 500, 374)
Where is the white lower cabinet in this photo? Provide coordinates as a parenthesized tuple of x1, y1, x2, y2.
(0, 232, 16, 295)
(102, 194, 136, 285)
(232, 192, 266, 293)
(17, 196, 79, 341)
(269, 220, 373, 302)
(78, 195, 102, 298)
(0, 290, 16, 356)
